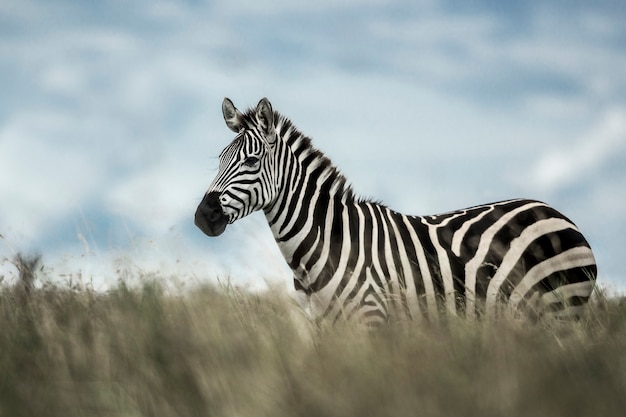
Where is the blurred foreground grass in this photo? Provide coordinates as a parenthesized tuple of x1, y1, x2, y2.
(1, 255, 625, 417)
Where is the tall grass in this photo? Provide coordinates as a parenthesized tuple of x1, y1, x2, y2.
(1, 255, 625, 417)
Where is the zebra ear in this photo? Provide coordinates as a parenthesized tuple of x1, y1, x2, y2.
(256, 97, 276, 143)
(222, 97, 244, 132)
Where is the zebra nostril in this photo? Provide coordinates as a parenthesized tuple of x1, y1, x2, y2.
(195, 191, 228, 236)
(200, 192, 225, 220)
(206, 205, 222, 221)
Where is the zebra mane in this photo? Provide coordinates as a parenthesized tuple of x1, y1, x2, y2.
(273, 111, 368, 205)
(238, 106, 377, 205)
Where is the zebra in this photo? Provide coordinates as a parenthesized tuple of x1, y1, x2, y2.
(194, 97, 598, 325)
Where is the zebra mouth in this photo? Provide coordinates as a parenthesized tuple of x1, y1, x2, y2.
(195, 192, 229, 237)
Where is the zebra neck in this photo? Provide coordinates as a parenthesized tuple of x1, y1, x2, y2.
(263, 133, 353, 284)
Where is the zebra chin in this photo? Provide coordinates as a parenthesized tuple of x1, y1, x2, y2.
(194, 192, 230, 237)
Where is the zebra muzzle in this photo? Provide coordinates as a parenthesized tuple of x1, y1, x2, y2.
(195, 192, 229, 237)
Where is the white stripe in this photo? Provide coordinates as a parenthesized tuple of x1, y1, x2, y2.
(451, 204, 496, 256)
(299, 226, 322, 275)
(324, 204, 367, 320)
(485, 217, 576, 313)
(277, 170, 331, 266)
(343, 267, 383, 322)
(403, 216, 437, 321)
(273, 153, 324, 238)
(465, 201, 546, 318)
(540, 281, 595, 305)
(308, 191, 336, 279)
(381, 208, 413, 320)
(365, 205, 393, 318)
(545, 304, 587, 319)
(310, 203, 352, 318)
(375, 206, 395, 298)
(507, 246, 596, 312)
(428, 222, 457, 315)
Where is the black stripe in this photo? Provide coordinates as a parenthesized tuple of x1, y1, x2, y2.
(458, 199, 534, 260)
(308, 193, 344, 293)
(393, 214, 427, 317)
(290, 175, 334, 270)
(517, 266, 596, 314)
(409, 218, 446, 311)
(371, 205, 391, 281)
(330, 204, 362, 302)
(279, 153, 320, 238)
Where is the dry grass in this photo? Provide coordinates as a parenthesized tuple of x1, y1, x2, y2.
(1, 255, 625, 417)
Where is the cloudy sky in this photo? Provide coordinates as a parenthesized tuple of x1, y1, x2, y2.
(1, 0, 625, 292)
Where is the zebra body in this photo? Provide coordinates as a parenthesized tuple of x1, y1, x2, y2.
(195, 98, 597, 325)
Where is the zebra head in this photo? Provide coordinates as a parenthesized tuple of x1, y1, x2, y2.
(195, 97, 278, 237)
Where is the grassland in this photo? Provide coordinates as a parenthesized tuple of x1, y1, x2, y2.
(1, 255, 625, 417)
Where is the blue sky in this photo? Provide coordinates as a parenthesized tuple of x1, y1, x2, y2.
(1, 0, 625, 292)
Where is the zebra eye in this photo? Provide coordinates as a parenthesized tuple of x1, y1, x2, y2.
(243, 156, 260, 167)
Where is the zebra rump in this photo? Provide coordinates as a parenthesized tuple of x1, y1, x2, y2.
(195, 97, 598, 325)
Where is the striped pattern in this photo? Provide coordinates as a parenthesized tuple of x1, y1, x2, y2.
(195, 98, 598, 325)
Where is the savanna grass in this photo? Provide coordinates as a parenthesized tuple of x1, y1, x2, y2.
(0, 260, 624, 417)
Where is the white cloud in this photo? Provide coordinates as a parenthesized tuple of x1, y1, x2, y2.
(371, 12, 500, 81)
(105, 153, 208, 235)
(146, 0, 192, 22)
(0, 111, 104, 238)
(528, 108, 626, 192)
(210, 0, 394, 17)
(0, 0, 54, 23)
(40, 63, 87, 95)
